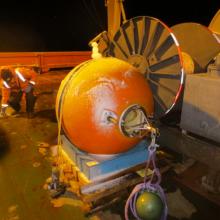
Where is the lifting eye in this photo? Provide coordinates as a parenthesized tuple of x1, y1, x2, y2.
(119, 104, 151, 138)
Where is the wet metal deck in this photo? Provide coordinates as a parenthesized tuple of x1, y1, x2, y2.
(0, 70, 88, 220)
(0, 69, 220, 220)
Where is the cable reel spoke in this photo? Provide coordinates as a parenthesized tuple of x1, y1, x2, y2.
(132, 17, 140, 54)
(146, 22, 164, 57)
(153, 94, 167, 112)
(149, 72, 180, 79)
(149, 55, 180, 72)
(110, 31, 129, 59)
(121, 21, 134, 55)
(154, 35, 175, 60)
(148, 78, 176, 96)
(108, 16, 184, 119)
(140, 17, 151, 55)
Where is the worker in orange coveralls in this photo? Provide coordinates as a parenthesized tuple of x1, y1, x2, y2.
(0, 66, 37, 118)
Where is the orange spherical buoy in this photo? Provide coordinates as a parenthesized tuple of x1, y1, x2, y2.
(56, 57, 154, 155)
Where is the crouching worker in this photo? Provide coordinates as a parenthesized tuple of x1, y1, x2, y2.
(0, 66, 37, 118)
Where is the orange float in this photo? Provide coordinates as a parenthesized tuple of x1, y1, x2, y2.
(56, 57, 154, 155)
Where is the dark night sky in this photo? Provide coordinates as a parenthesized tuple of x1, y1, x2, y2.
(0, 0, 219, 52)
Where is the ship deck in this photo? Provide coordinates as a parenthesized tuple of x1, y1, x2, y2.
(0, 69, 219, 220)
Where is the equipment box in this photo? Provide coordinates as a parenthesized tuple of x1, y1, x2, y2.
(180, 74, 220, 143)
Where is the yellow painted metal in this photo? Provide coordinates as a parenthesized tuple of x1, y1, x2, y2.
(106, 0, 123, 40)
(120, 0, 127, 23)
(172, 23, 220, 72)
(209, 9, 220, 35)
(181, 52, 194, 74)
(89, 1, 127, 55)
